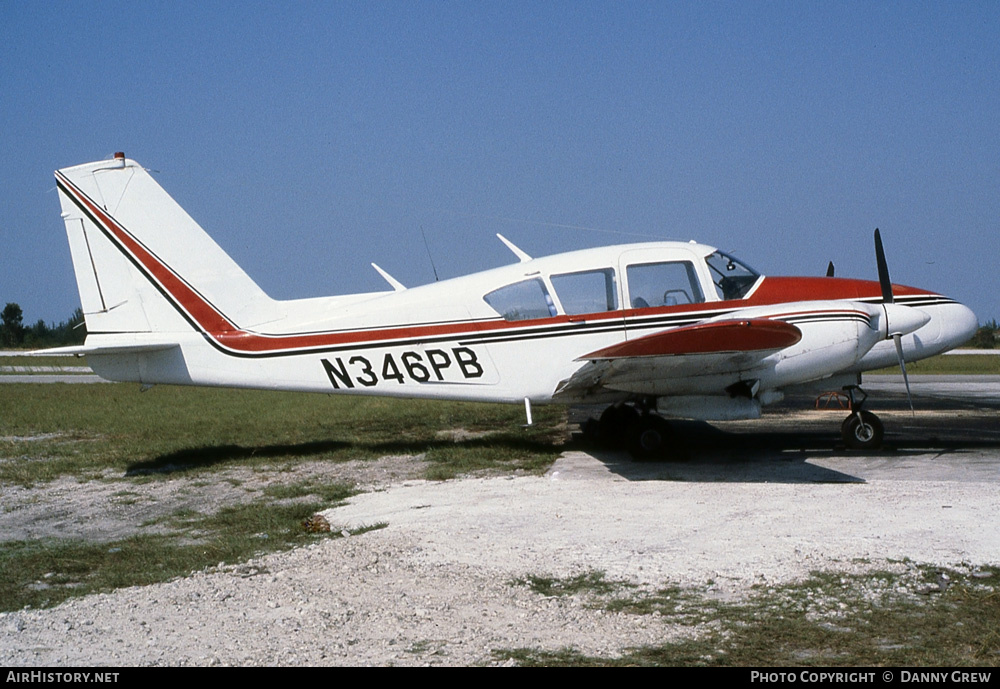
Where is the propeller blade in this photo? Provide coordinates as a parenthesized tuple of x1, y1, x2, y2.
(876, 229, 916, 414)
(826, 261, 835, 277)
(893, 333, 915, 414)
(874, 228, 893, 304)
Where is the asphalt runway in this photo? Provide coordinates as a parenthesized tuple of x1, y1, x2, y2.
(868, 374, 1000, 403)
(0, 374, 107, 383)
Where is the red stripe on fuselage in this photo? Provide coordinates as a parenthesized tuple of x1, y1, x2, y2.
(746, 276, 933, 304)
(58, 171, 939, 356)
(58, 171, 625, 353)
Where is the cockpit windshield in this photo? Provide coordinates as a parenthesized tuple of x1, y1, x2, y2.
(705, 251, 761, 300)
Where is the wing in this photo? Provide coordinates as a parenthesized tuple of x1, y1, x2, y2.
(554, 318, 802, 400)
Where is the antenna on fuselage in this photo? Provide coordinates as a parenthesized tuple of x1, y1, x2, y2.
(371, 263, 406, 291)
(496, 233, 532, 262)
(420, 225, 440, 282)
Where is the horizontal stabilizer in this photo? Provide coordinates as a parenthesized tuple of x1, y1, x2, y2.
(31, 341, 181, 357)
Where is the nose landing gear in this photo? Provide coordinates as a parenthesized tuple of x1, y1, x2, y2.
(841, 386, 885, 450)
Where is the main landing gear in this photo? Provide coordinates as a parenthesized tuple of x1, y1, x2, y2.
(585, 385, 888, 459)
(840, 386, 884, 450)
(587, 402, 683, 461)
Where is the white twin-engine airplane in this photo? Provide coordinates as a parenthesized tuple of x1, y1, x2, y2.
(52, 153, 977, 458)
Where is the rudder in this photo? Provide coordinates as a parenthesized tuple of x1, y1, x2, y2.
(56, 153, 275, 337)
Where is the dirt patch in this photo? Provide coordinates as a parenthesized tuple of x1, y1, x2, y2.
(0, 455, 429, 543)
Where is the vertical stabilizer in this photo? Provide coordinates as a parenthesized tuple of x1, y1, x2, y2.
(56, 154, 276, 336)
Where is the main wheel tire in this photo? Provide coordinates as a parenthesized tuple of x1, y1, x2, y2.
(841, 411, 884, 450)
(625, 415, 673, 461)
(597, 405, 639, 447)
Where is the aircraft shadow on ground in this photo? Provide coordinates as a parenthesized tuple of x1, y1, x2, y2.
(124, 435, 555, 477)
(574, 417, 1000, 485)
(576, 424, 867, 484)
(124, 402, 999, 481)
(125, 440, 352, 475)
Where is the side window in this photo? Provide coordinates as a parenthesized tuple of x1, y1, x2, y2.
(550, 268, 618, 315)
(483, 278, 557, 321)
(626, 261, 705, 308)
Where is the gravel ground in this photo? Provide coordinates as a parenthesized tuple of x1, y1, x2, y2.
(2, 425, 998, 666)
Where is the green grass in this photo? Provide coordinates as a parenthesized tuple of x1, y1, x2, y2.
(869, 353, 1000, 375)
(0, 383, 565, 611)
(513, 570, 629, 598)
(500, 566, 1000, 666)
(0, 384, 565, 485)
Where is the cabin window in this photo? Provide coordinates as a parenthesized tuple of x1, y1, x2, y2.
(483, 278, 557, 321)
(705, 251, 760, 300)
(550, 268, 618, 315)
(626, 261, 705, 308)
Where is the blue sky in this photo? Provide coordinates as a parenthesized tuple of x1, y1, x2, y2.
(2, 1, 997, 326)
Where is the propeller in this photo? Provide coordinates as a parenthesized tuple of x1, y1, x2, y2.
(874, 228, 893, 304)
(873, 228, 925, 413)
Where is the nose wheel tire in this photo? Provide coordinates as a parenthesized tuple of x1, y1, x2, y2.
(841, 411, 884, 450)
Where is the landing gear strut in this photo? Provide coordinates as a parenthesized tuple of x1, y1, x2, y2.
(841, 386, 884, 450)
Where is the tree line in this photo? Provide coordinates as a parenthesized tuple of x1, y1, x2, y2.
(1, 302, 87, 349)
(968, 319, 999, 349)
